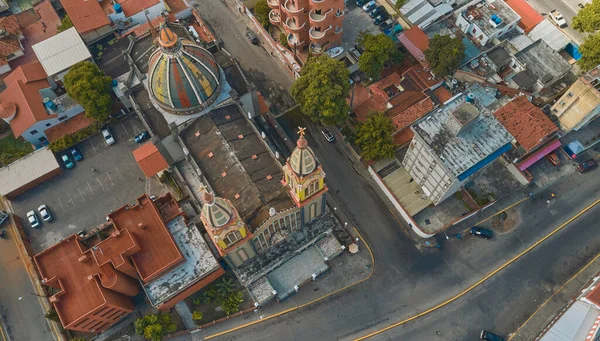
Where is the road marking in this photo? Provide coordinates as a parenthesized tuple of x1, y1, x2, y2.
(77, 188, 86, 202)
(97, 178, 105, 191)
(120, 122, 129, 134)
(87, 181, 95, 196)
(57, 198, 66, 212)
(204, 227, 376, 339)
(508, 251, 600, 340)
(88, 138, 97, 153)
(67, 192, 75, 206)
(115, 167, 124, 181)
(462, 196, 530, 233)
(107, 173, 114, 186)
(355, 198, 600, 340)
(0, 317, 8, 341)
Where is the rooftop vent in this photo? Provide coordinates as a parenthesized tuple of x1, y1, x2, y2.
(269, 207, 277, 216)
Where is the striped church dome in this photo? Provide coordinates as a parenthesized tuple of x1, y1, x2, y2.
(148, 24, 222, 115)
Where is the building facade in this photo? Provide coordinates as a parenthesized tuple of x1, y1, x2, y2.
(268, 0, 345, 55)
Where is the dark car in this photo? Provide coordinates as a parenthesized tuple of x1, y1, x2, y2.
(134, 130, 150, 143)
(321, 129, 335, 143)
(246, 30, 258, 45)
(578, 159, 597, 173)
(374, 12, 389, 25)
(369, 5, 385, 18)
(70, 147, 83, 161)
(469, 226, 494, 239)
(480, 330, 506, 341)
(356, 0, 367, 6)
(379, 18, 394, 31)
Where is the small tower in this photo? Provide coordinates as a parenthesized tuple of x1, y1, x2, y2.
(282, 127, 328, 222)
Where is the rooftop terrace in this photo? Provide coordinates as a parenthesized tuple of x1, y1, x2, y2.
(458, 0, 520, 36)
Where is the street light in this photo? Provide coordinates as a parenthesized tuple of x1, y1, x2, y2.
(18, 292, 46, 300)
(441, 229, 449, 240)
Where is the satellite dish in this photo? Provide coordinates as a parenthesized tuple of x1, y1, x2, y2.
(269, 207, 277, 216)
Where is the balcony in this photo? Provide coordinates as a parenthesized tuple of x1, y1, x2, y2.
(283, 0, 304, 14)
(334, 26, 343, 34)
(309, 25, 331, 40)
(269, 10, 281, 25)
(288, 33, 305, 46)
(310, 43, 324, 55)
(284, 17, 306, 31)
(309, 8, 332, 23)
(334, 8, 344, 18)
(267, 0, 279, 9)
(311, 0, 324, 3)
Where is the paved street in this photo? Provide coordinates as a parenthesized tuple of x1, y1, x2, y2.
(527, 0, 587, 45)
(182, 2, 600, 341)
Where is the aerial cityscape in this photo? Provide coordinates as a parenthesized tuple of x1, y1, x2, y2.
(0, 0, 598, 340)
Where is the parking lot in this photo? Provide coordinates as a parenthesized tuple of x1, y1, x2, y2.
(9, 115, 168, 253)
(341, 1, 384, 52)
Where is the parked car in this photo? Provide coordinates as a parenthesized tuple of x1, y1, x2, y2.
(325, 46, 344, 58)
(546, 152, 560, 166)
(374, 12, 389, 25)
(379, 18, 394, 31)
(38, 205, 53, 222)
(27, 210, 40, 229)
(0, 211, 8, 226)
(369, 5, 385, 18)
(102, 127, 116, 145)
(246, 30, 258, 45)
(578, 159, 597, 173)
(356, 0, 367, 6)
(549, 9, 567, 28)
(362, 0, 376, 11)
(321, 129, 335, 143)
(61, 154, 74, 169)
(134, 130, 150, 143)
(480, 330, 506, 341)
(70, 147, 83, 162)
(469, 226, 494, 239)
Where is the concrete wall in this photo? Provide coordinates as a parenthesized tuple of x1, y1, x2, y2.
(225, 241, 257, 267)
(6, 167, 63, 199)
(82, 25, 115, 44)
(23, 105, 85, 147)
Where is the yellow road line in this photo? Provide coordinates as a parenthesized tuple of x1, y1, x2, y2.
(0, 321, 7, 341)
(355, 197, 600, 340)
(204, 227, 376, 340)
(462, 196, 530, 233)
(507, 250, 600, 340)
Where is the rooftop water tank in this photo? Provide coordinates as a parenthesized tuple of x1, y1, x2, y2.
(114, 3, 122, 14)
(466, 93, 475, 103)
(491, 14, 498, 21)
(112, 79, 118, 87)
(494, 16, 502, 24)
(43, 97, 57, 111)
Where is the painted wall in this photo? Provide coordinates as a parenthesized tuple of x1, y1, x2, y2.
(108, 1, 166, 29)
(225, 241, 256, 268)
(23, 101, 85, 146)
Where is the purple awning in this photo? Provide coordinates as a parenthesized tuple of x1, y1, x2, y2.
(517, 139, 562, 171)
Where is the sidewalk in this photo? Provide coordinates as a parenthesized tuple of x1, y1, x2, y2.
(508, 253, 600, 341)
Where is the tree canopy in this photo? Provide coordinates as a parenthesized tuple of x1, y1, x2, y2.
(394, 0, 407, 10)
(291, 55, 350, 124)
(134, 314, 177, 341)
(254, 0, 271, 29)
(357, 32, 403, 79)
(573, 0, 600, 33)
(578, 33, 600, 71)
(64, 61, 113, 122)
(355, 112, 396, 160)
(424, 34, 465, 76)
(57, 15, 74, 33)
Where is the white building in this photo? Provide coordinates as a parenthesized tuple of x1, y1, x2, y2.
(455, 0, 520, 46)
(32, 27, 92, 81)
(402, 84, 513, 205)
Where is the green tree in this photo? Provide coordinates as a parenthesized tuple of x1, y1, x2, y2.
(57, 15, 74, 33)
(279, 32, 288, 47)
(424, 34, 465, 76)
(218, 291, 244, 315)
(394, 0, 406, 10)
(215, 277, 235, 297)
(578, 33, 600, 71)
(572, 0, 600, 33)
(355, 112, 396, 160)
(291, 55, 350, 124)
(254, 0, 271, 29)
(192, 311, 203, 323)
(45, 308, 60, 322)
(134, 314, 177, 341)
(69, 338, 86, 341)
(357, 32, 403, 79)
(64, 61, 112, 122)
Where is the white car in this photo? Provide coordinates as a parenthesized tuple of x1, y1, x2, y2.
(102, 127, 116, 145)
(27, 210, 40, 229)
(362, 0, 376, 11)
(38, 205, 53, 222)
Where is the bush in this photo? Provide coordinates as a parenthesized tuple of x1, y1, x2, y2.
(219, 291, 244, 315)
(192, 311, 203, 323)
(45, 307, 60, 322)
(69, 337, 86, 341)
(134, 314, 177, 341)
(49, 122, 101, 152)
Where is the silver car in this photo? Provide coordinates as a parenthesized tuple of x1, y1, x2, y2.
(38, 205, 53, 222)
(27, 210, 40, 229)
(102, 127, 116, 145)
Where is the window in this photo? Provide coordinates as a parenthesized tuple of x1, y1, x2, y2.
(58, 116, 68, 121)
(223, 230, 242, 247)
(237, 249, 249, 263)
(567, 92, 574, 98)
(38, 136, 47, 142)
(45, 123, 52, 127)
(552, 108, 558, 113)
(560, 101, 566, 107)
(30, 130, 38, 135)
(309, 203, 317, 220)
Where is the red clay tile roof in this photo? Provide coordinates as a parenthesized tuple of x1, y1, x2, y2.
(493, 96, 558, 152)
(0, 15, 23, 36)
(433, 86, 452, 104)
(257, 91, 269, 115)
(504, 0, 543, 33)
(369, 72, 402, 101)
(392, 128, 414, 146)
(60, 0, 111, 34)
(45, 114, 95, 142)
(0, 63, 53, 137)
(133, 142, 169, 178)
(115, 0, 161, 17)
(403, 65, 439, 90)
(587, 284, 600, 308)
(399, 27, 430, 68)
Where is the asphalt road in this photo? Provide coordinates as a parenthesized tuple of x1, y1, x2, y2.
(192, 1, 600, 341)
(526, 0, 587, 45)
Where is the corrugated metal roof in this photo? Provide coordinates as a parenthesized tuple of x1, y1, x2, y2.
(32, 27, 92, 76)
(540, 301, 600, 341)
(0, 147, 60, 196)
(528, 19, 571, 52)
